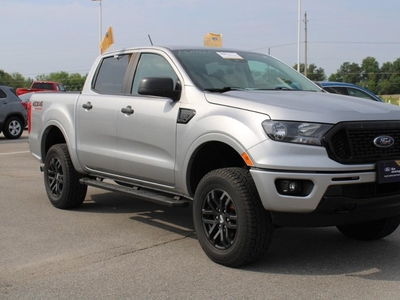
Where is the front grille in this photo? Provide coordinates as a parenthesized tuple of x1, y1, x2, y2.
(342, 182, 400, 198)
(325, 181, 400, 199)
(324, 121, 400, 164)
(316, 182, 400, 214)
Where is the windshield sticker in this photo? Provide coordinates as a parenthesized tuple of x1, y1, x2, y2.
(216, 52, 244, 60)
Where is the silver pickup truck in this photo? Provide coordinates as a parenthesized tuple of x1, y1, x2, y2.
(29, 46, 400, 267)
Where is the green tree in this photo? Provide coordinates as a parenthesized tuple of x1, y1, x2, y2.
(36, 71, 86, 91)
(389, 58, 400, 94)
(11, 73, 30, 89)
(378, 62, 394, 94)
(67, 73, 87, 91)
(292, 63, 326, 81)
(306, 64, 326, 81)
(360, 56, 380, 93)
(0, 70, 15, 87)
(328, 62, 361, 83)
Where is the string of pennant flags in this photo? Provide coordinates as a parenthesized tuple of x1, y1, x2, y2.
(98, 28, 222, 54)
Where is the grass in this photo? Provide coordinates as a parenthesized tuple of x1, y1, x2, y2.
(380, 94, 400, 105)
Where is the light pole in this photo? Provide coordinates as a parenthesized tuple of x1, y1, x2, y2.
(91, 0, 103, 50)
(297, 0, 301, 72)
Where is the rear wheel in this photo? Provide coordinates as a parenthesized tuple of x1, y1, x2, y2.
(193, 168, 273, 267)
(44, 144, 87, 209)
(337, 216, 400, 240)
(3, 116, 23, 139)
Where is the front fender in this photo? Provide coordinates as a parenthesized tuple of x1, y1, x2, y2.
(175, 107, 269, 194)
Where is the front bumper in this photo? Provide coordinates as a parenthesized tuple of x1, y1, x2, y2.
(250, 168, 400, 226)
(250, 168, 377, 213)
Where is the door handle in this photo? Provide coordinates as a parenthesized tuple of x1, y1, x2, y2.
(82, 102, 93, 110)
(121, 106, 134, 115)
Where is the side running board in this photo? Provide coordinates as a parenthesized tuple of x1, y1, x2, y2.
(79, 178, 190, 208)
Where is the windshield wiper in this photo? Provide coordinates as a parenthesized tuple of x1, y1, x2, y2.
(204, 87, 245, 93)
(274, 86, 292, 90)
(251, 87, 294, 91)
(253, 87, 320, 92)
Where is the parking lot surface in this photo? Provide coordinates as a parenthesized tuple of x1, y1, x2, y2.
(1, 131, 400, 299)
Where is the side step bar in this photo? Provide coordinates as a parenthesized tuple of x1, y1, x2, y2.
(79, 178, 189, 207)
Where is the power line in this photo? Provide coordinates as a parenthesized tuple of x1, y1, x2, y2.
(309, 41, 400, 45)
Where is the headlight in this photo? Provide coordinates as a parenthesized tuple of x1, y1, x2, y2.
(262, 120, 333, 146)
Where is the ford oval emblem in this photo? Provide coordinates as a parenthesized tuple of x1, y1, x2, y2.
(373, 135, 395, 148)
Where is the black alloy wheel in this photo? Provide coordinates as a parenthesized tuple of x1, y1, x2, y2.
(44, 144, 87, 209)
(201, 188, 238, 250)
(193, 167, 273, 268)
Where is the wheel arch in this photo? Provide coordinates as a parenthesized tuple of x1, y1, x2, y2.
(185, 135, 250, 197)
(40, 121, 83, 173)
(41, 125, 66, 159)
(4, 113, 26, 128)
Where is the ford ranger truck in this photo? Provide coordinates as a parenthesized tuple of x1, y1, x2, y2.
(29, 46, 400, 267)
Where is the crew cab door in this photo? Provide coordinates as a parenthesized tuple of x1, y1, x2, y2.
(115, 52, 180, 186)
(76, 54, 132, 173)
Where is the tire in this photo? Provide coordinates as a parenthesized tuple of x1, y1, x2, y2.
(3, 116, 23, 139)
(44, 144, 87, 209)
(337, 215, 400, 240)
(193, 167, 273, 267)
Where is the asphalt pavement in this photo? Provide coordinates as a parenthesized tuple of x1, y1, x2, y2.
(1, 131, 400, 299)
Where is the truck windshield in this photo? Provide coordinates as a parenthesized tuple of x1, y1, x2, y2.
(173, 49, 321, 93)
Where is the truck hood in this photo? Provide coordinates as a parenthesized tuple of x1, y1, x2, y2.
(204, 90, 400, 123)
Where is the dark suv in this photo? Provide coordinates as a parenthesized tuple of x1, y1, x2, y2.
(0, 85, 27, 139)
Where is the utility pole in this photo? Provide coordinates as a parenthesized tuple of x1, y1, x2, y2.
(304, 11, 308, 77)
(297, 0, 301, 72)
(91, 0, 103, 53)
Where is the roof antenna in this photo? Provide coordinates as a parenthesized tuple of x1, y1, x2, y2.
(148, 34, 153, 45)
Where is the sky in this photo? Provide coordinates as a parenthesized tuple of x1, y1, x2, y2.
(2, 0, 400, 79)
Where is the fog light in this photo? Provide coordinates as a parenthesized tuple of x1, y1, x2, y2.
(275, 179, 314, 196)
(280, 180, 301, 194)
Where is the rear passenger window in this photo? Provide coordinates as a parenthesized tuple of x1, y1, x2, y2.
(94, 54, 131, 94)
(0, 89, 6, 98)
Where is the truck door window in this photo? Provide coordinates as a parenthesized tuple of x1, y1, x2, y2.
(131, 53, 178, 95)
(94, 54, 131, 94)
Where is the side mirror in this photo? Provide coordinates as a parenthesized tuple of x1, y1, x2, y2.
(138, 77, 181, 101)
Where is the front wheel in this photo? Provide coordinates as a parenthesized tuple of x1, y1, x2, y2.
(3, 116, 23, 139)
(337, 216, 400, 240)
(193, 168, 273, 267)
(44, 144, 87, 209)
